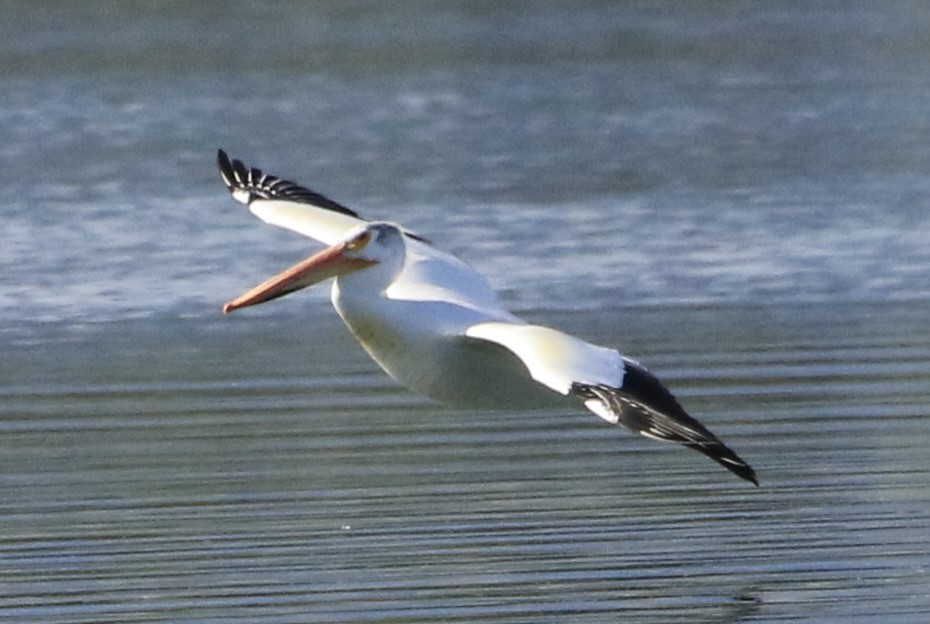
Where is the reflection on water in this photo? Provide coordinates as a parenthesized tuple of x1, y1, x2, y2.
(2, 302, 928, 622)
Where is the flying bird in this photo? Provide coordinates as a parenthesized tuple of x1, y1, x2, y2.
(217, 149, 757, 485)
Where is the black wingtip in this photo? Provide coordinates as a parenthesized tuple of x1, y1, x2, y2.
(738, 457, 759, 486)
(217, 148, 235, 191)
(572, 362, 759, 486)
(692, 443, 758, 486)
(214, 149, 361, 217)
(617, 361, 759, 486)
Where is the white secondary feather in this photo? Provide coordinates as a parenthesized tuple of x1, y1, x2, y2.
(583, 398, 621, 425)
(248, 198, 364, 246)
(465, 322, 625, 396)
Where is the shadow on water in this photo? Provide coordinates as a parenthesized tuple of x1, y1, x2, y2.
(1, 301, 928, 622)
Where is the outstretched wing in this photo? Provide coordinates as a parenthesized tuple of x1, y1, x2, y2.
(465, 321, 757, 485)
(218, 150, 501, 309)
(465, 322, 625, 393)
(571, 360, 758, 485)
(217, 149, 365, 245)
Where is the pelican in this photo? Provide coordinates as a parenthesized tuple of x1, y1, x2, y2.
(217, 150, 757, 485)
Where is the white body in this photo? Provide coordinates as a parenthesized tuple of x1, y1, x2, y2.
(238, 187, 625, 408)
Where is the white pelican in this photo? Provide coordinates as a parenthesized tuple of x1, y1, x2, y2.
(218, 150, 757, 485)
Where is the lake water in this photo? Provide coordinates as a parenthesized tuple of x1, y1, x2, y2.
(2, 2, 930, 622)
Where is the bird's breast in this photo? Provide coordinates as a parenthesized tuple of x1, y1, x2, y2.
(331, 291, 558, 409)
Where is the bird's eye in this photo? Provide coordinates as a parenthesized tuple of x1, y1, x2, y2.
(347, 230, 372, 251)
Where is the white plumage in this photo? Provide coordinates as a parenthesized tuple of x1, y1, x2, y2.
(218, 150, 757, 485)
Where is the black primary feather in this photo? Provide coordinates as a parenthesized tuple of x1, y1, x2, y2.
(217, 149, 360, 217)
(572, 360, 758, 485)
(217, 149, 436, 245)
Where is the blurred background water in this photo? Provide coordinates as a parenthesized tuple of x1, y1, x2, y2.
(2, 2, 929, 622)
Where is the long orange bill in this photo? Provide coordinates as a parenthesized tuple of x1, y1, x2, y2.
(223, 242, 373, 313)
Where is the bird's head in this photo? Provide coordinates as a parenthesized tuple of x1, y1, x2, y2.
(223, 222, 406, 313)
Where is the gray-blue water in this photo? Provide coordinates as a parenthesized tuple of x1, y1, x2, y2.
(2, 2, 930, 622)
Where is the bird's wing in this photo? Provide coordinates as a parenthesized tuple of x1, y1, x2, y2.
(466, 321, 757, 485)
(570, 362, 758, 485)
(217, 149, 364, 245)
(218, 150, 502, 309)
(464, 322, 625, 395)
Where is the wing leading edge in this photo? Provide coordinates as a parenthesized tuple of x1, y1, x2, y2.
(217, 149, 364, 245)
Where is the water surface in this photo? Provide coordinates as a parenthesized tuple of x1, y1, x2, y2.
(2, 2, 930, 622)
